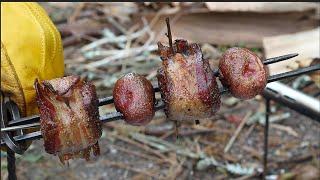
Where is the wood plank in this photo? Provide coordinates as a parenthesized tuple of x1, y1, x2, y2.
(139, 11, 318, 47)
(205, 2, 319, 13)
(263, 28, 319, 75)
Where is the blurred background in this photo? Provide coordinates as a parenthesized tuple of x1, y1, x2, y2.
(1, 2, 319, 180)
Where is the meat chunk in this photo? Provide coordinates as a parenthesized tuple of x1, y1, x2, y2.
(157, 40, 221, 121)
(34, 75, 102, 163)
(219, 47, 268, 99)
(113, 73, 155, 125)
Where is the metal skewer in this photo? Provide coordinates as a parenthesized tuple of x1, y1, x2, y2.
(1, 123, 40, 132)
(0, 101, 165, 146)
(263, 53, 298, 65)
(268, 64, 320, 82)
(2, 64, 319, 134)
(213, 53, 299, 77)
(4, 53, 305, 128)
(2, 54, 319, 149)
(4, 53, 301, 128)
(8, 115, 40, 126)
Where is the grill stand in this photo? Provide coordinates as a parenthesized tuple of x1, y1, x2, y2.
(263, 98, 270, 179)
(7, 146, 17, 180)
(1, 98, 26, 180)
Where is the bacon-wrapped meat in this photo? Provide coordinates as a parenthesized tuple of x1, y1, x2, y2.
(113, 73, 155, 125)
(34, 75, 102, 163)
(157, 40, 221, 121)
(219, 47, 268, 99)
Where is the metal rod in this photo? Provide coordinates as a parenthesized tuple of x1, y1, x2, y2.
(2, 101, 166, 133)
(7, 147, 17, 180)
(8, 88, 159, 126)
(3, 53, 302, 127)
(0, 102, 166, 146)
(1, 131, 43, 146)
(263, 98, 270, 179)
(3, 65, 318, 132)
(268, 64, 320, 83)
(214, 53, 299, 77)
(100, 111, 123, 123)
(98, 96, 114, 106)
(165, 17, 174, 53)
(313, 91, 320, 97)
(1, 123, 40, 132)
(8, 115, 39, 126)
(263, 88, 320, 121)
(98, 85, 159, 106)
(263, 53, 298, 65)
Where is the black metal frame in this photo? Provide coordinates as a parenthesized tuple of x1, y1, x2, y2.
(1, 98, 22, 180)
(263, 98, 270, 179)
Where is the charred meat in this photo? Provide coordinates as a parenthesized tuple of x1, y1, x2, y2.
(34, 75, 102, 163)
(157, 40, 221, 121)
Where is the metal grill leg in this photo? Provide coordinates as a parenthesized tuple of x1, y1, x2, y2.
(263, 98, 270, 179)
(7, 147, 17, 180)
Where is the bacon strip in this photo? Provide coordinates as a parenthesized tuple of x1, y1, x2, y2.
(35, 76, 102, 164)
(157, 40, 221, 121)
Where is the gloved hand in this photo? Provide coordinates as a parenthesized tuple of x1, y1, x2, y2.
(1, 2, 65, 116)
(1, 2, 65, 150)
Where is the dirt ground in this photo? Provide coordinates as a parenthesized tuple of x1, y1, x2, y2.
(1, 94, 319, 179)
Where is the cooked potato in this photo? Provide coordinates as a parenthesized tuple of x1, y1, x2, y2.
(219, 47, 268, 99)
(113, 73, 155, 125)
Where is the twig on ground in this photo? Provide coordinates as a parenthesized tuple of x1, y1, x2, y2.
(270, 124, 299, 137)
(179, 127, 232, 136)
(239, 124, 256, 145)
(101, 159, 164, 179)
(224, 111, 253, 153)
(84, 19, 155, 68)
(106, 16, 128, 35)
(160, 130, 174, 139)
(166, 158, 185, 180)
(242, 146, 262, 160)
(81, 19, 151, 52)
(109, 132, 169, 160)
(234, 173, 260, 180)
(130, 132, 255, 175)
(274, 150, 320, 165)
(109, 144, 169, 164)
(68, 3, 86, 23)
(83, 45, 157, 59)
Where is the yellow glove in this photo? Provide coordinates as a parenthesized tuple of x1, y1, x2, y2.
(1, 2, 65, 117)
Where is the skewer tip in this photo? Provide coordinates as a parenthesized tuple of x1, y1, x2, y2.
(165, 17, 174, 53)
(287, 53, 299, 59)
(264, 53, 299, 65)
